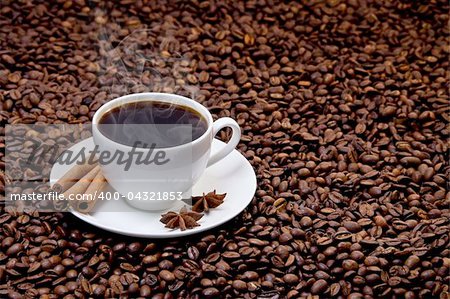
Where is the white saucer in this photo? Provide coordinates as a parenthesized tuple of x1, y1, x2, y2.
(50, 137, 256, 238)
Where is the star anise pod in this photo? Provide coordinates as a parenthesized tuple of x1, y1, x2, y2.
(160, 206, 203, 231)
(191, 190, 226, 213)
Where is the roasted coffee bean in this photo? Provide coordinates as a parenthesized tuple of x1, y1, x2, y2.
(54, 285, 68, 296)
(65, 281, 78, 292)
(140, 285, 151, 297)
(283, 274, 299, 284)
(232, 280, 247, 290)
(202, 287, 220, 297)
(187, 246, 199, 260)
(405, 255, 420, 269)
(7, 291, 22, 299)
(6, 244, 23, 256)
(311, 279, 329, 294)
(127, 242, 142, 254)
(143, 254, 160, 265)
(343, 260, 359, 271)
(343, 221, 361, 233)
(159, 270, 175, 282)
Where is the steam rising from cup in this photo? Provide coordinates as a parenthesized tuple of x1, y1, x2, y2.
(96, 28, 202, 148)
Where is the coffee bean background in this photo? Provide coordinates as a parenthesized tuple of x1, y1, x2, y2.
(1, 0, 449, 298)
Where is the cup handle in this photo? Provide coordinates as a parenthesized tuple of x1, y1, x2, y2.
(207, 117, 241, 167)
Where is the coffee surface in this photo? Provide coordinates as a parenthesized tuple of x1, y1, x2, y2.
(98, 101, 208, 148)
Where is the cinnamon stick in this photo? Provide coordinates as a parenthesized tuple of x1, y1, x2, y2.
(63, 165, 100, 200)
(75, 170, 107, 213)
(52, 162, 97, 193)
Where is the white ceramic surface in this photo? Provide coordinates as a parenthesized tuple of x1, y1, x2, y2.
(92, 92, 241, 210)
(50, 137, 257, 238)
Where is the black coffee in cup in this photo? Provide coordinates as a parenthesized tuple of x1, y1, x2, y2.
(98, 101, 208, 148)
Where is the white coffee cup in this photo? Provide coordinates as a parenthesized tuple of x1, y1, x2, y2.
(92, 92, 241, 211)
